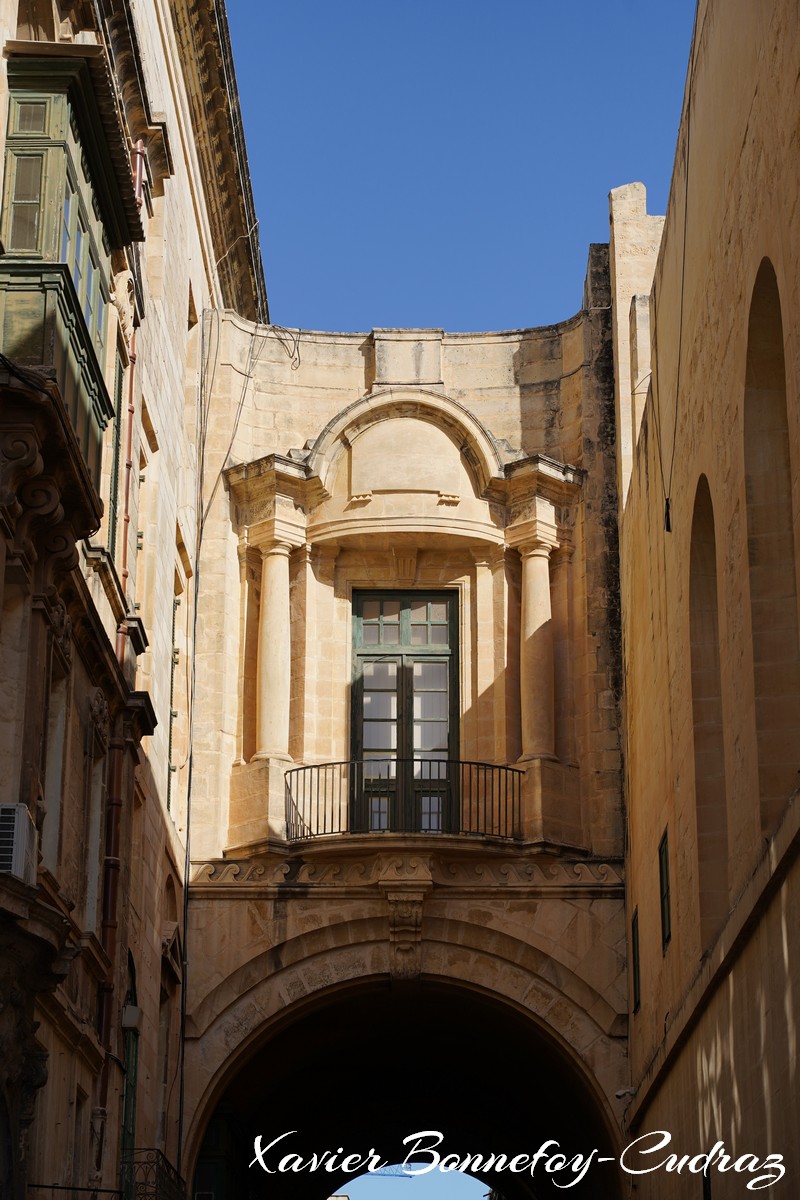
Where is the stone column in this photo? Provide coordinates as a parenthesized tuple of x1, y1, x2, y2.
(255, 541, 292, 759)
(519, 540, 555, 760)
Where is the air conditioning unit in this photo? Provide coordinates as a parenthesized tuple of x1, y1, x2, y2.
(0, 804, 38, 885)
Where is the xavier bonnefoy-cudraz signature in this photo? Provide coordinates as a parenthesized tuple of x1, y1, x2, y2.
(249, 1129, 786, 1190)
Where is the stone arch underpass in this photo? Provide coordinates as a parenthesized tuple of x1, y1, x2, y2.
(183, 856, 628, 1200)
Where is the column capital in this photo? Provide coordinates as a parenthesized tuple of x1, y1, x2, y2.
(516, 538, 556, 561)
(257, 540, 293, 560)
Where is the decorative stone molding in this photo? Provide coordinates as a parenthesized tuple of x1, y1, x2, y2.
(190, 854, 624, 898)
(0, 426, 43, 527)
(111, 269, 136, 350)
(393, 549, 417, 586)
(0, 371, 103, 591)
(383, 889, 427, 979)
(47, 592, 73, 669)
(89, 687, 111, 748)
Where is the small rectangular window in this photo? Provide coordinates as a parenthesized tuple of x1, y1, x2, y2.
(73, 220, 85, 295)
(17, 101, 47, 134)
(61, 182, 74, 262)
(658, 830, 671, 951)
(85, 255, 97, 328)
(631, 908, 640, 1013)
(9, 154, 43, 250)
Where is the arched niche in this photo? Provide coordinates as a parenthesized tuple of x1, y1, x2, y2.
(689, 475, 729, 949)
(743, 259, 800, 834)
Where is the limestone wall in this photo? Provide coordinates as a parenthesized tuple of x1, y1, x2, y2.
(615, 0, 800, 1182)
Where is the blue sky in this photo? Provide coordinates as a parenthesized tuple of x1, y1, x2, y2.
(228, 1, 696, 332)
(333, 1165, 489, 1200)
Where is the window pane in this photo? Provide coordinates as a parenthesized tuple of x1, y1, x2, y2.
(61, 188, 73, 262)
(363, 661, 397, 687)
(9, 156, 43, 249)
(382, 623, 399, 643)
(85, 257, 96, 326)
(411, 625, 428, 644)
(414, 692, 447, 720)
(431, 624, 448, 644)
(363, 722, 397, 750)
(420, 797, 442, 832)
(382, 599, 400, 618)
(414, 721, 448, 751)
(363, 692, 396, 720)
(362, 599, 380, 620)
(17, 102, 46, 133)
(410, 600, 427, 623)
(413, 662, 447, 690)
(364, 756, 396, 779)
(370, 797, 389, 831)
(429, 602, 447, 622)
(96, 292, 106, 346)
(362, 624, 379, 644)
(73, 224, 85, 294)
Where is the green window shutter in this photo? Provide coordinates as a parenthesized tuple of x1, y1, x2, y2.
(8, 153, 44, 250)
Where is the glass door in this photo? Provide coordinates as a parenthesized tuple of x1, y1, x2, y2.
(352, 592, 458, 832)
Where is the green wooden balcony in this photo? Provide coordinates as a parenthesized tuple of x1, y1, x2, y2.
(0, 260, 114, 487)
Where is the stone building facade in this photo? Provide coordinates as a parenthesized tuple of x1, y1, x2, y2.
(611, 0, 800, 1194)
(0, 0, 798, 1197)
(0, 0, 262, 1197)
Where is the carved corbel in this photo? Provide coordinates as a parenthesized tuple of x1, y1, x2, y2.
(384, 890, 426, 979)
(89, 688, 111, 749)
(0, 426, 44, 533)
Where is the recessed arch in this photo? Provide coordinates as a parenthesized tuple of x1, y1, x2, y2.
(743, 258, 800, 834)
(305, 387, 509, 498)
(188, 973, 625, 1200)
(689, 475, 729, 949)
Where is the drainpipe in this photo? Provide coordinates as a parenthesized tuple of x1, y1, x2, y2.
(115, 140, 145, 663)
(95, 716, 126, 1178)
(115, 328, 136, 664)
(132, 139, 146, 203)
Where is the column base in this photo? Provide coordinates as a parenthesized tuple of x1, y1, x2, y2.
(227, 756, 292, 851)
(518, 757, 587, 851)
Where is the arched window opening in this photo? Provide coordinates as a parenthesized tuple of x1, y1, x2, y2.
(689, 477, 729, 948)
(743, 259, 800, 834)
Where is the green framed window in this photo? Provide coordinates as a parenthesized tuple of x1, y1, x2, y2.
(351, 591, 459, 833)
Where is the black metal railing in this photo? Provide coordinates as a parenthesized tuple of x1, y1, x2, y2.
(29, 1187, 121, 1200)
(121, 1150, 185, 1200)
(286, 758, 522, 841)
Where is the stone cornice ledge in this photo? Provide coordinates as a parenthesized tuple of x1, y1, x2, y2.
(190, 852, 624, 900)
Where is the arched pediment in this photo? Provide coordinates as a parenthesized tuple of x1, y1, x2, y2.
(305, 387, 512, 499)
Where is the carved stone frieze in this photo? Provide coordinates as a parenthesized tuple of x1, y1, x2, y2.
(191, 853, 623, 895)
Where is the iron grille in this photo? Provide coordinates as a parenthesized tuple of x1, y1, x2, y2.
(286, 758, 522, 841)
(121, 1149, 185, 1200)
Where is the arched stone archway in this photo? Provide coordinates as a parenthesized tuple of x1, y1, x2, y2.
(183, 865, 628, 1197)
(187, 973, 624, 1200)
